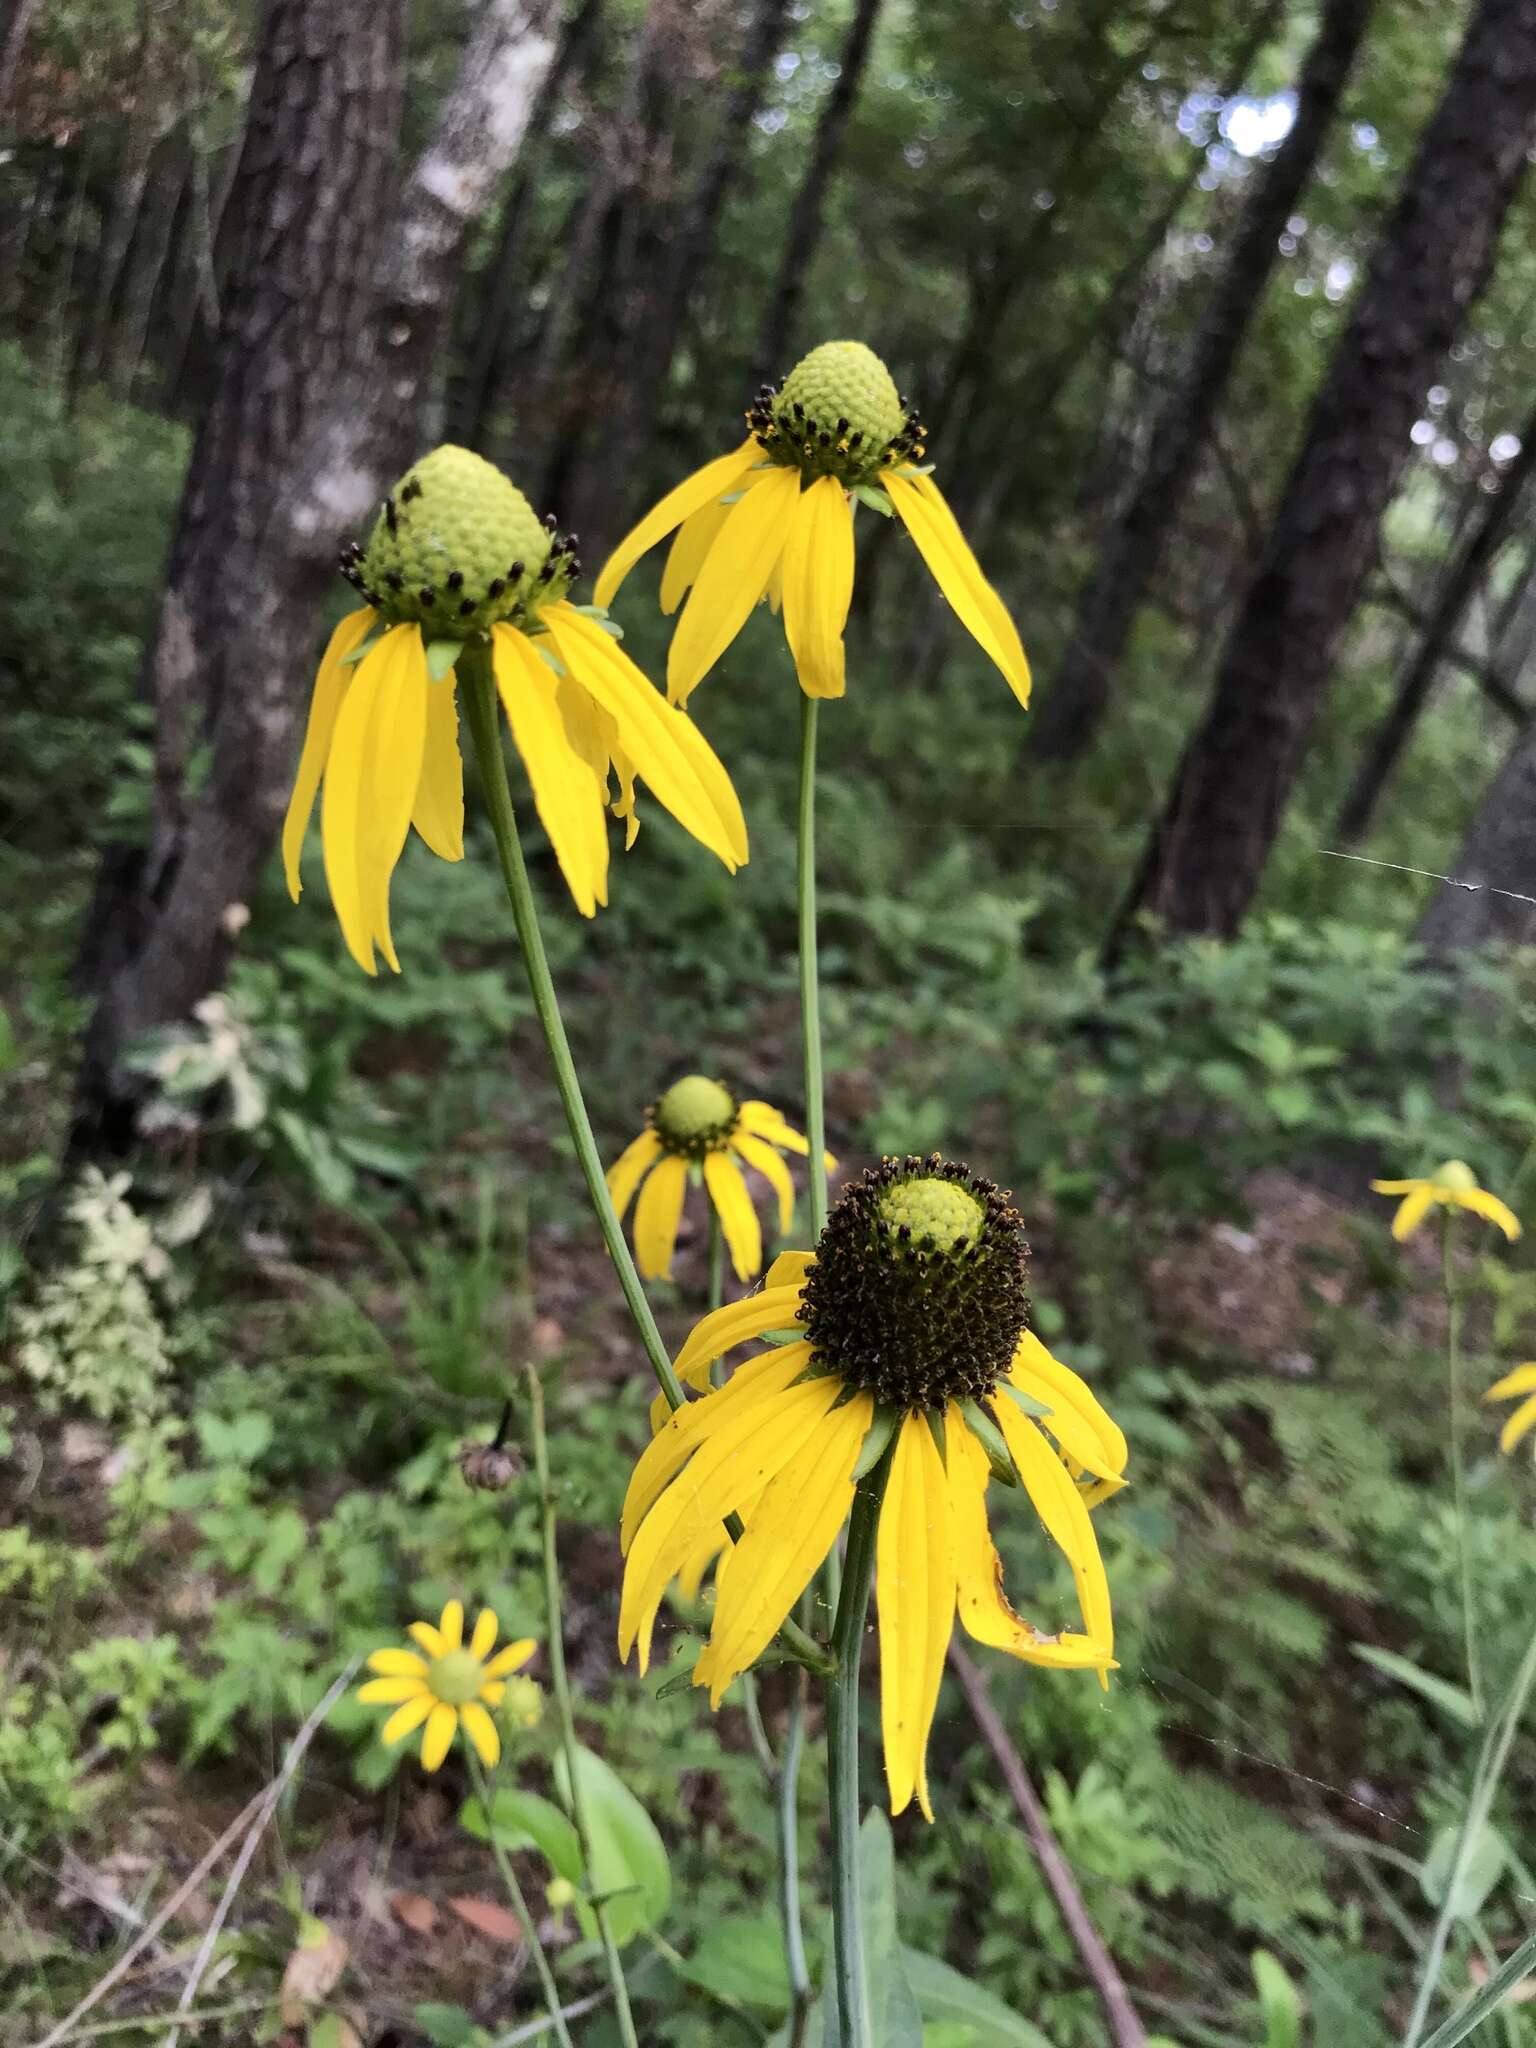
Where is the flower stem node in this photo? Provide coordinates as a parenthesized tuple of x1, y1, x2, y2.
(345, 444, 577, 637)
(748, 340, 925, 487)
(800, 1156, 1030, 1412)
(652, 1074, 740, 1157)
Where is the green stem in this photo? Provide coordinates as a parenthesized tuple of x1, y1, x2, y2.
(797, 695, 829, 1238)
(708, 1204, 725, 1315)
(526, 1364, 639, 2048)
(458, 651, 829, 1678)
(779, 1667, 815, 2047)
(467, 1748, 575, 2048)
(1441, 1215, 1483, 1718)
(1401, 1620, 1536, 2046)
(825, 1449, 893, 2048)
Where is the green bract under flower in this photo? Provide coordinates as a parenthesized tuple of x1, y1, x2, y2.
(746, 340, 928, 488)
(800, 1155, 1030, 1411)
(341, 444, 578, 638)
(651, 1074, 740, 1157)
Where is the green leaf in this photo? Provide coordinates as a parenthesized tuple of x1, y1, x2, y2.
(997, 1382, 1053, 1423)
(424, 638, 463, 681)
(411, 2004, 489, 2046)
(553, 1745, 670, 1945)
(852, 484, 894, 516)
(194, 1410, 273, 1466)
(1351, 1644, 1480, 1728)
(459, 1789, 583, 1885)
(958, 1401, 1020, 1488)
(1252, 1949, 1302, 2048)
(853, 1403, 902, 1481)
(677, 1912, 793, 2013)
(1419, 1928, 1536, 2047)
(1421, 1819, 1508, 1921)
(821, 1812, 923, 2047)
(899, 1947, 1052, 2045)
(338, 629, 384, 667)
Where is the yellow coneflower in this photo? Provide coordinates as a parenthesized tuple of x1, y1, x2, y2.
(618, 1158, 1126, 1819)
(606, 1076, 833, 1285)
(595, 340, 1031, 707)
(1486, 1364, 1536, 1454)
(1370, 1162, 1521, 1243)
(282, 445, 748, 974)
(357, 1598, 535, 1771)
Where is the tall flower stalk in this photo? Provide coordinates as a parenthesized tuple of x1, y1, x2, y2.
(1441, 1214, 1483, 1720)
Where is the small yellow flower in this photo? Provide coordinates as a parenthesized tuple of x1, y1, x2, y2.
(1369, 1161, 1521, 1243)
(607, 1076, 834, 1284)
(357, 1599, 535, 1772)
(618, 1158, 1126, 1821)
(284, 445, 747, 974)
(1486, 1364, 1536, 1454)
(595, 340, 1030, 708)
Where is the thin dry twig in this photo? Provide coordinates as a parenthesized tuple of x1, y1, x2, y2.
(949, 1644, 1149, 2048)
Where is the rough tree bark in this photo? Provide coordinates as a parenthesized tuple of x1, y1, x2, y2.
(1030, 0, 1374, 765)
(752, 0, 883, 380)
(1334, 403, 1536, 844)
(77, 0, 561, 1137)
(1416, 719, 1536, 953)
(1108, 0, 1536, 956)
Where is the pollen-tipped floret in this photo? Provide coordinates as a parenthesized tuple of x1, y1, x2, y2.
(746, 340, 927, 487)
(800, 1155, 1030, 1411)
(345, 445, 578, 636)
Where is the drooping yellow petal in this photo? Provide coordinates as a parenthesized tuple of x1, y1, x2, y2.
(634, 1152, 689, 1280)
(319, 632, 396, 974)
(1486, 1363, 1536, 1402)
(357, 1676, 431, 1705)
(765, 557, 784, 616)
(380, 1693, 436, 1747)
(437, 1600, 465, 1652)
(661, 497, 733, 615)
(992, 1400, 1113, 1659)
(1369, 1179, 1421, 1195)
(541, 604, 745, 868)
(781, 474, 854, 700)
(608, 1129, 664, 1221)
(408, 1620, 445, 1658)
(621, 1376, 842, 1672)
(411, 674, 465, 861)
(1009, 1333, 1127, 1486)
(1391, 1186, 1436, 1240)
(622, 1342, 816, 1549)
(596, 439, 762, 608)
(704, 1151, 763, 1281)
(459, 1701, 502, 1768)
(884, 471, 1031, 708)
(367, 1647, 429, 1679)
(699, 1392, 872, 1705)
(469, 1608, 498, 1662)
(947, 1423, 1110, 1669)
(1500, 1393, 1536, 1452)
(763, 1249, 815, 1292)
(731, 1133, 795, 1235)
(671, 1286, 807, 1394)
(482, 1637, 537, 1680)
(1456, 1187, 1522, 1241)
(667, 465, 801, 704)
(492, 624, 609, 917)
(737, 1100, 834, 1168)
(283, 607, 376, 900)
(877, 1414, 956, 1819)
(675, 1488, 764, 1603)
(419, 1701, 459, 1772)
(358, 624, 431, 973)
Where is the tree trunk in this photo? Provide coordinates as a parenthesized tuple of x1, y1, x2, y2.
(1031, 0, 1375, 765)
(1108, 0, 1536, 957)
(0, 0, 40, 118)
(76, 0, 561, 1141)
(1416, 718, 1536, 952)
(1334, 404, 1536, 844)
(752, 0, 883, 380)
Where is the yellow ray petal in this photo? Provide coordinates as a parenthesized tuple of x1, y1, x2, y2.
(1458, 1187, 1522, 1241)
(731, 1132, 795, 1236)
(469, 1608, 498, 1662)
(367, 1647, 429, 1678)
(1392, 1186, 1436, 1240)
(419, 1701, 459, 1771)
(623, 1343, 817, 1549)
(1500, 1393, 1536, 1452)
(662, 496, 733, 614)
(359, 624, 431, 973)
(482, 1637, 537, 1679)
(884, 471, 1031, 708)
(992, 1401, 1113, 1656)
(380, 1693, 436, 1747)
(542, 604, 745, 868)
(459, 1701, 502, 1768)
(671, 1286, 807, 1394)
(675, 1487, 764, 1602)
(1486, 1363, 1536, 1401)
(408, 1620, 445, 1658)
(701, 1392, 872, 1704)
(878, 1413, 956, 1819)
(1009, 1332, 1127, 1484)
(608, 1129, 664, 1221)
(667, 465, 801, 703)
(620, 1376, 842, 1672)
(319, 632, 396, 974)
(781, 475, 854, 700)
(763, 1249, 815, 1291)
(634, 1152, 688, 1280)
(1369, 1178, 1421, 1195)
(357, 1676, 430, 1704)
(437, 1599, 465, 1652)
(411, 673, 465, 860)
(283, 607, 376, 899)
(662, 694, 751, 868)
(738, 1100, 834, 1168)
(704, 1151, 763, 1281)
(596, 439, 762, 607)
(492, 625, 608, 918)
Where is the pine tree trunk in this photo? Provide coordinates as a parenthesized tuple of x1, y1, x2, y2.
(1031, 0, 1375, 765)
(76, 0, 562, 1140)
(1108, 0, 1536, 957)
(752, 0, 883, 381)
(1334, 402, 1536, 844)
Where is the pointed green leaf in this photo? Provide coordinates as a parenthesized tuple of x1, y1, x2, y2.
(998, 1382, 1053, 1423)
(1252, 1949, 1302, 2048)
(852, 484, 894, 517)
(959, 1400, 1021, 1488)
(424, 638, 464, 681)
(338, 629, 385, 667)
(899, 1947, 1053, 2046)
(553, 1745, 670, 1945)
(1351, 1643, 1480, 1728)
(459, 1788, 583, 1885)
(853, 1404, 902, 1481)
